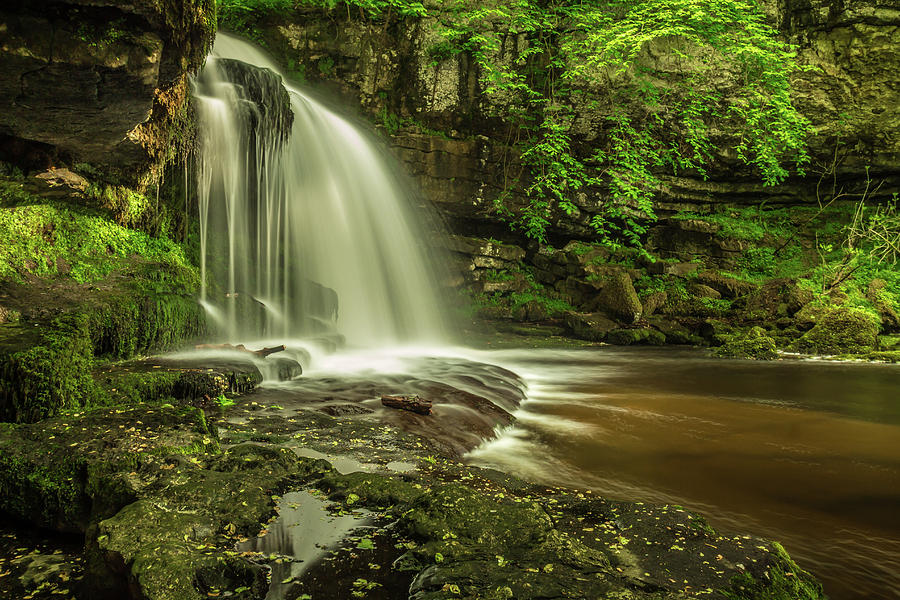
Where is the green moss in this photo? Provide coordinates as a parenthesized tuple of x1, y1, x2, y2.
(714, 326, 778, 360)
(793, 305, 880, 355)
(722, 542, 824, 600)
(0, 315, 99, 422)
(0, 180, 196, 284)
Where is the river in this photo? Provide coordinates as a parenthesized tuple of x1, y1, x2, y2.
(462, 347, 900, 600)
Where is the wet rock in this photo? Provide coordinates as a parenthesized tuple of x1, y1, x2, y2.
(607, 327, 666, 346)
(564, 311, 617, 342)
(211, 59, 294, 146)
(90, 499, 268, 600)
(647, 316, 698, 345)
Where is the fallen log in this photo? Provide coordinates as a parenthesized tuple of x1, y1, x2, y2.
(381, 394, 432, 415)
(194, 343, 286, 358)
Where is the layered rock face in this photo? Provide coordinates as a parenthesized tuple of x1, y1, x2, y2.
(0, 0, 215, 182)
(246, 1, 898, 239)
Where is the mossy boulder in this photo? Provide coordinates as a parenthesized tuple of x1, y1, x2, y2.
(89, 499, 267, 600)
(564, 311, 617, 342)
(0, 405, 215, 531)
(724, 542, 824, 600)
(593, 271, 643, 324)
(714, 326, 778, 360)
(793, 306, 880, 355)
(607, 327, 666, 346)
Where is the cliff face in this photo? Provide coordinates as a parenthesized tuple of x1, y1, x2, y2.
(243, 1, 898, 240)
(0, 0, 215, 184)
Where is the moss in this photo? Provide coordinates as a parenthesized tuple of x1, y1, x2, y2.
(0, 315, 99, 422)
(793, 305, 880, 355)
(722, 542, 825, 600)
(607, 328, 666, 346)
(0, 179, 197, 284)
(714, 326, 779, 360)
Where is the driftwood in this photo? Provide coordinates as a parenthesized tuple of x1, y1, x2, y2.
(381, 394, 432, 415)
(194, 343, 286, 358)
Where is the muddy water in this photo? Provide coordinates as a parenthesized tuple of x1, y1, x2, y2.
(465, 347, 900, 600)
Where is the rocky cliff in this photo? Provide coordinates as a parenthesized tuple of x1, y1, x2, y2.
(235, 0, 898, 240)
(0, 0, 215, 185)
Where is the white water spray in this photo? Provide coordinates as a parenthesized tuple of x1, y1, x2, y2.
(194, 33, 449, 347)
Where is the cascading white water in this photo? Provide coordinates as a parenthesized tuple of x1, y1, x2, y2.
(194, 33, 450, 347)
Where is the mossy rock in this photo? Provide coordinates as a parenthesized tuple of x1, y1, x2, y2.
(0, 264, 206, 422)
(723, 542, 824, 600)
(714, 326, 778, 360)
(607, 327, 666, 346)
(0, 405, 215, 531)
(594, 271, 642, 324)
(89, 499, 267, 600)
(792, 306, 880, 355)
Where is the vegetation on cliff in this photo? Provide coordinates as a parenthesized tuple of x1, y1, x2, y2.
(219, 0, 810, 251)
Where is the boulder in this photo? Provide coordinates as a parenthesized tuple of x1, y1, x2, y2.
(642, 291, 668, 317)
(688, 283, 722, 299)
(793, 306, 880, 355)
(593, 271, 642, 324)
(607, 328, 666, 346)
(867, 279, 900, 333)
(714, 326, 778, 360)
(564, 311, 617, 342)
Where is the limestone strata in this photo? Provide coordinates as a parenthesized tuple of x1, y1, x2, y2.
(0, 0, 215, 180)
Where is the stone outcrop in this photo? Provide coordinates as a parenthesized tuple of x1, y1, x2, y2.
(0, 0, 215, 182)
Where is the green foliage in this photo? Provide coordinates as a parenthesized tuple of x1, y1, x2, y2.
(432, 0, 809, 248)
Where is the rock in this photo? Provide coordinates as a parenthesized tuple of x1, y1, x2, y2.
(607, 328, 666, 346)
(696, 271, 758, 299)
(740, 278, 813, 319)
(700, 319, 737, 345)
(564, 311, 617, 342)
(647, 261, 699, 277)
(688, 283, 722, 299)
(512, 300, 550, 322)
(647, 316, 697, 345)
(867, 279, 900, 333)
(593, 271, 642, 324)
(209, 59, 294, 145)
(642, 291, 668, 317)
(0, 0, 216, 179)
(793, 306, 881, 355)
(714, 326, 778, 360)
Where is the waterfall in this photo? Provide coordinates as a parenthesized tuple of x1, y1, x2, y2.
(193, 33, 450, 347)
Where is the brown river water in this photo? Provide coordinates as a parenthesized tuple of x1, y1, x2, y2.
(462, 347, 900, 600)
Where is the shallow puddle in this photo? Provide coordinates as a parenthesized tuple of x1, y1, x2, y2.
(237, 490, 372, 599)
